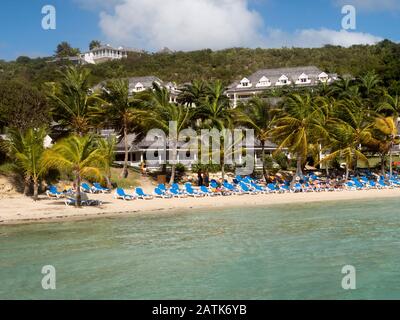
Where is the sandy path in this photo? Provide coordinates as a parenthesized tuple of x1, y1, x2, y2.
(0, 188, 399, 225)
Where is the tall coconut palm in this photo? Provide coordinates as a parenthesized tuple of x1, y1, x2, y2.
(2, 127, 48, 200)
(177, 80, 206, 107)
(49, 66, 102, 135)
(322, 99, 373, 179)
(194, 81, 233, 180)
(373, 116, 400, 176)
(234, 97, 278, 180)
(270, 93, 328, 184)
(136, 83, 192, 184)
(96, 79, 142, 178)
(378, 92, 400, 121)
(43, 135, 105, 207)
(97, 136, 117, 189)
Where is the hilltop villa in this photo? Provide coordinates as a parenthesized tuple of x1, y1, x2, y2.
(226, 66, 338, 107)
(82, 44, 144, 64)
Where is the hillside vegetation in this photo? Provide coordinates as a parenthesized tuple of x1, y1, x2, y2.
(0, 40, 399, 93)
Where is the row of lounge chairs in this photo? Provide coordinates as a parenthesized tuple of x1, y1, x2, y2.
(47, 173, 400, 205)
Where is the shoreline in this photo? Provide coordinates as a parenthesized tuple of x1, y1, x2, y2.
(1, 188, 399, 226)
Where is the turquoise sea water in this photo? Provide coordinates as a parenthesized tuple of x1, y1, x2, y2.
(1, 198, 400, 300)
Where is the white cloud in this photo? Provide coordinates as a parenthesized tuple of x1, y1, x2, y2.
(334, 0, 400, 11)
(78, 0, 384, 51)
(98, 0, 264, 51)
(263, 28, 383, 48)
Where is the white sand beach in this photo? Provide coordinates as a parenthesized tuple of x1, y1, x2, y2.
(0, 188, 399, 225)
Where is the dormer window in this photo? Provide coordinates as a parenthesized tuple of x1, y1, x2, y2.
(256, 76, 271, 87)
(276, 75, 290, 86)
(237, 78, 252, 88)
(318, 72, 329, 83)
(135, 82, 144, 92)
(296, 73, 311, 85)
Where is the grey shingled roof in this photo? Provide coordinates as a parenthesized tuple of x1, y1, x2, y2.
(227, 66, 332, 92)
(127, 76, 163, 91)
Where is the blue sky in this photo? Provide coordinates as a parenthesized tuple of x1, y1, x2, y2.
(0, 0, 398, 61)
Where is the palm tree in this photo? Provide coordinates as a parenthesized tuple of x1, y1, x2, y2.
(177, 80, 206, 106)
(373, 116, 399, 176)
(378, 92, 400, 120)
(136, 83, 192, 184)
(3, 128, 48, 200)
(43, 135, 105, 207)
(322, 99, 373, 179)
(97, 136, 117, 189)
(194, 81, 232, 180)
(96, 79, 142, 178)
(270, 94, 327, 184)
(235, 97, 277, 180)
(321, 121, 372, 180)
(358, 72, 381, 98)
(49, 66, 103, 135)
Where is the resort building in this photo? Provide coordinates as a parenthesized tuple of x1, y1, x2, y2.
(82, 44, 128, 64)
(110, 133, 279, 171)
(226, 66, 338, 107)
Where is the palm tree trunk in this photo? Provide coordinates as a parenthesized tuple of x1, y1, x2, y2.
(261, 141, 267, 181)
(345, 165, 350, 180)
(296, 154, 303, 177)
(389, 149, 393, 177)
(24, 176, 30, 196)
(121, 125, 129, 179)
(221, 159, 225, 182)
(381, 154, 386, 176)
(169, 139, 177, 185)
(105, 175, 112, 190)
(33, 177, 39, 201)
(76, 174, 82, 208)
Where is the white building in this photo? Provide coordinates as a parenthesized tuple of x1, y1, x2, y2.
(226, 66, 338, 107)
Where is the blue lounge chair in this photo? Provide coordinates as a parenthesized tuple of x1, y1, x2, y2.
(154, 187, 172, 199)
(114, 188, 135, 200)
(46, 185, 64, 198)
(266, 183, 279, 193)
(65, 197, 101, 207)
(293, 183, 303, 193)
(250, 182, 267, 194)
(169, 187, 187, 198)
(93, 183, 110, 193)
(135, 188, 154, 200)
(199, 185, 218, 196)
(185, 183, 204, 197)
(239, 182, 258, 195)
(223, 182, 242, 195)
(81, 183, 94, 193)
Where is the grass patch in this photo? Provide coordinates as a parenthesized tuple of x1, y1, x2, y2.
(110, 167, 141, 189)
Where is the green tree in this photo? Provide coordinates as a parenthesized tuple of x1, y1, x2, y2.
(2, 128, 48, 200)
(49, 66, 103, 135)
(0, 80, 51, 131)
(235, 97, 277, 180)
(55, 42, 80, 58)
(98, 136, 117, 189)
(97, 79, 142, 178)
(270, 94, 327, 183)
(89, 40, 101, 51)
(136, 83, 192, 184)
(43, 135, 105, 207)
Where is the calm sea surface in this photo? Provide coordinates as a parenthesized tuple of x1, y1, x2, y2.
(1, 198, 400, 299)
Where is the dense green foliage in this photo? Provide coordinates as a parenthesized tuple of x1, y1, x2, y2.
(0, 40, 399, 93)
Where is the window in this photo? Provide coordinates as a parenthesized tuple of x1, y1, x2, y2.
(257, 76, 270, 87)
(238, 78, 252, 88)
